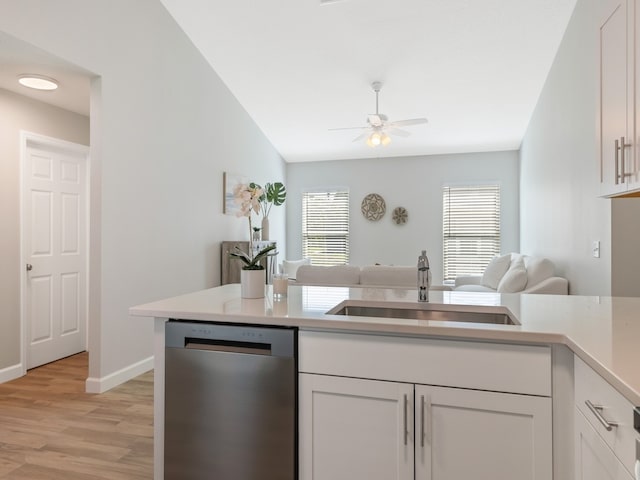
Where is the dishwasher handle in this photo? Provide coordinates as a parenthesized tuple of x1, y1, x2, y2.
(185, 338, 271, 355)
(165, 321, 296, 358)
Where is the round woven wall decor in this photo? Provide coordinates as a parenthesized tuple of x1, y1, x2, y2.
(392, 206, 408, 225)
(361, 193, 386, 221)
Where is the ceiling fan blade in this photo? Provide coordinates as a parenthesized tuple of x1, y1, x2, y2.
(386, 127, 411, 137)
(388, 118, 428, 127)
(328, 126, 369, 131)
(352, 131, 370, 142)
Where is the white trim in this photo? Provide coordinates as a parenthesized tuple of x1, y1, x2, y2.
(19, 131, 90, 373)
(21, 131, 90, 155)
(0, 363, 24, 384)
(85, 356, 154, 394)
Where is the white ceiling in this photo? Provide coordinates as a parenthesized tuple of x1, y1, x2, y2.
(0, 31, 91, 116)
(0, 1, 577, 163)
(160, 0, 577, 163)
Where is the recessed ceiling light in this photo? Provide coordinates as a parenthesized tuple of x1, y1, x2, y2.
(18, 74, 58, 91)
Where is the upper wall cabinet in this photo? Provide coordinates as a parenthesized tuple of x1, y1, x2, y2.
(598, 0, 640, 197)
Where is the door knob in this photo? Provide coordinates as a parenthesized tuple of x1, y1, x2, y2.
(26, 264, 33, 271)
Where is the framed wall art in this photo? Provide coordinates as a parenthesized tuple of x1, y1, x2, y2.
(223, 172, 248, 215)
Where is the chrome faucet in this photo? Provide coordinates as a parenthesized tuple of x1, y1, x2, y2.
(417, 250, 430, 302)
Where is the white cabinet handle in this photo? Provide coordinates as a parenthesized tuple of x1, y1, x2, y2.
(585, 400, 618, 431)
(634, 459, 639, 480)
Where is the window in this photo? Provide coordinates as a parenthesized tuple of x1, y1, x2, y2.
(302, 189, 349, 266)
(442, 184, 501, 283)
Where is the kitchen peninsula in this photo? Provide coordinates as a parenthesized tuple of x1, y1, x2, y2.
(131, 284, 640, 480)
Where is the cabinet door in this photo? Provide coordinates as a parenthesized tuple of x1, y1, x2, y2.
(299, 373, 414, 480)
(599, 0, 634, 196)
(575, 408, 634, 480)
(414, 385, 552, 480)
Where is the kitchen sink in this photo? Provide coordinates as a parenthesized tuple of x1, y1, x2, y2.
(327, 304, 519, 325)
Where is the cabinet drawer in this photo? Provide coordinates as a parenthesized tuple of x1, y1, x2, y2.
(299, 331, 551, 396)
(575, 356, 638, 475)
(575, 407, 635, 480)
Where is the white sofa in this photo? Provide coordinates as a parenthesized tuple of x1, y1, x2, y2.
(453, 253, 568, 295)
(291, 264, 446, 290)
(288, 253, 568, 295)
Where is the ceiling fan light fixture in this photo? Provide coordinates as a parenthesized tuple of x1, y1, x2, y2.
(329, 81, 426, 147)
(366, 131, 391, 148)
(367, 131, 382, 147)
(18, 74, 58, 91)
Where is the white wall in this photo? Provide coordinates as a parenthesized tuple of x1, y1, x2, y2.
(519, 0, 611, 295)
(0, 89, 90, 370)
(611, 198, 640, 296)
(0, 1, 285, 387)
(286, 151, 520, 284)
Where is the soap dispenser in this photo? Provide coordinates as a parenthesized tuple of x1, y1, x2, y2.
(417, 250, 430, 302)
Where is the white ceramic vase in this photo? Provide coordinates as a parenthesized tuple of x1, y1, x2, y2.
(261, 217, 269, 241)
(241, 268, 265, 299)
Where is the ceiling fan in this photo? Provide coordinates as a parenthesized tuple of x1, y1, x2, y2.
(329, 81, 428, 147)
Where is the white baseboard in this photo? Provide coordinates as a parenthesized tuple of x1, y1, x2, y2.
(85, 355, 154, 393)
(0, 363, 24, 383)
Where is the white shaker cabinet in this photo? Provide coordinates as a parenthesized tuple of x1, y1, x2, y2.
(299, 374, 552, 480)
(415, 384, 551, 480)
(299, 374, 413, 480)
(299, 331, 553, 480)
(598, 0, 639, 196)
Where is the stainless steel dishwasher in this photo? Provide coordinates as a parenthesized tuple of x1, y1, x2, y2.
(165, 320, 297, 480)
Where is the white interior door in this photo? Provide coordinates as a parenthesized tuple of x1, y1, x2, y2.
(22, 134, 88, 369)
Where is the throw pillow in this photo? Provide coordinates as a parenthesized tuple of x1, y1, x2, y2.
(524, 257, 555, 288)
(497, 258, 528, 293)
(481, 254, 511, 289)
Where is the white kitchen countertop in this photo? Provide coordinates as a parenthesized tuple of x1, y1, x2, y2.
(130, 284, 640, 406)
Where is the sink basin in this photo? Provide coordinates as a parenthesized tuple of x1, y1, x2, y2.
(327, 304, 519, 325)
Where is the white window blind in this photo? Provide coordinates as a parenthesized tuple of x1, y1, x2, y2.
(443, 185, 501, 282)
(302, 190, 349, 266)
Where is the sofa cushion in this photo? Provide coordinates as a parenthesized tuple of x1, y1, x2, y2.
(455, 284, 497, 293)
(282, 258, 311, 279)
(497, 257, 528, 293)
(481, 254, 511, 289)
(360, 265, 416, 288)
(523, 257, 555, 287)
(295, 265, 361, 285)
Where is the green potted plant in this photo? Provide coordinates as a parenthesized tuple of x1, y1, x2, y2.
(257, 181, 286, 240)
(231, 182, 277, 298)
(229, 243, 276, 271)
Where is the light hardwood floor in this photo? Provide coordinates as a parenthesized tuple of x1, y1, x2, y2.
(0, 353, 153, 479)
